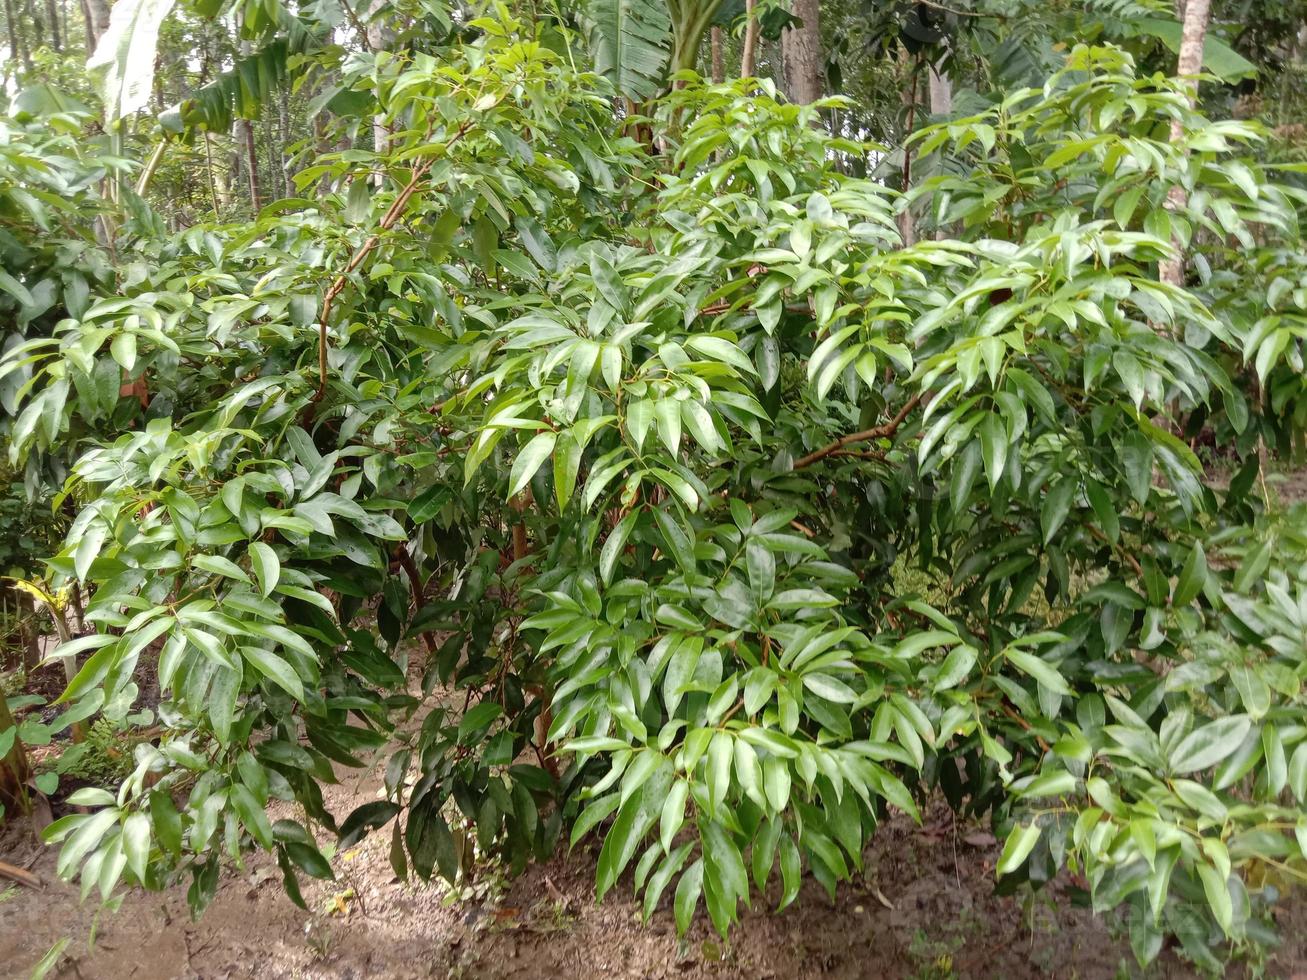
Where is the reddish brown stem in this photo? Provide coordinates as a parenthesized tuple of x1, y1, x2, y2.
(794, 393, 923, 469)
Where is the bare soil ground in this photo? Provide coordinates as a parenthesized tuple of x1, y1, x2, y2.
(4, 468, 1307, 980)
(4, 742, 1307, 980)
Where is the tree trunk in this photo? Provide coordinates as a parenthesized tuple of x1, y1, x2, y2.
(4, 0, 31, 72)
(897, 53, 920, 247)
(926, 60, 952, 238)
(928, 61, 951, 116)
(43, 0, 58, 49)
(366, 0, 391, 185)
(16, 589, 41, 672)
(313, 110, 332, 195)
(237, 117, 262, 211)
(278, 85, 291, 199)
(0, 689, 30, 816)
(1159, 0, 1211, 287)
(710, 25, 723, 84)
(83, 0, 107, 47)
(780, 0, 822, 105)
(740, 0, 758, 77)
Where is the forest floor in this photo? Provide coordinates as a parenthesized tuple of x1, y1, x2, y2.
(5, 703, 1307, 980)
(3, 466, 1307, 980)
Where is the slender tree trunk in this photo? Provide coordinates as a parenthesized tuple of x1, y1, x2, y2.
(740, 0, 758, 77)
(780, 0, 822, 105)
(203, 132, 220, 216)
(710, 25, 723, 84)
(16, 589, 41, 672)
(4, 0, 21, 66)
(313, 110, 333, 195)
(278, 85, 291, 198)
(366, 0, 392, 185)
(43, 0, 58, 48)
(4, 0, 32, 72)
(1159, 0, 1211, 287)
(897, 53, 920, 247)
(0, 689, 30, 816)
(926, 60, 952, 238)
(928, 61, 951, 116)
(237, 117, 262, 211)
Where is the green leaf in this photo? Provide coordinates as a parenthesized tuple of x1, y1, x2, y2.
(572, 792, 621, 847)
(232, 784, 275, 849)
(74, 520, 109, 582)
(600, 509, 637, 585)
(978, 414, 1007, 491)
(1041, 479, 1076, 546)
(685, 336, 755, 376)
(932, 645, 976, 691)
(110, 332, 137, 371)
(674, 858, 703, 935)
(249, 542, 280, 598)
(1170, 716, 1252, 775)
(802, 673, 857, 703)
(1196, 863, 1234, 935)
(509, 432, 557, 499)
(996, 822, 1041, 877)
(596, 783, 654, 900)
(193, 554, 251, 584)
(240, 646, 304, 700)
(1172, 544, 1207, 606)
(778, 833, 801, 910)
(284, 841, 334, 880)
(763, 755, 791, 812)
(707, 732, 733, 813)
(660, 779, 688, 852)
(554, 432, 584, 508)
(654, 399, 682, 456)
(458, 701, 504, 742)
(122, 812, 151, 882)
(1005, 648, 1070, 696)
(149, 791, 182, 855)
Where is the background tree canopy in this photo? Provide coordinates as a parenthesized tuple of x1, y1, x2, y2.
(2, 0, 1307, 973)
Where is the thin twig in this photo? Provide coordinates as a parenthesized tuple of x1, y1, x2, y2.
(1086, 525, 1144, 577)
(793, 393, 923, 469)
(313, 117, 478, 404)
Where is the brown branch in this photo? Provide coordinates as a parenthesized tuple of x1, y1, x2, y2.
(740, 0, 758, 76)
(1087, 525, 1144, 578)
(393, 544, 437, 655)
(313, 117, 477, 405)
(1001, 703, 1050, 753)
(793, 393, 923, 470)
(0, 860, 42, 888)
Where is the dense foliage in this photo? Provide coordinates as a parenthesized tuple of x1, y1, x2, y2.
(3, 0, 1307, 973)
